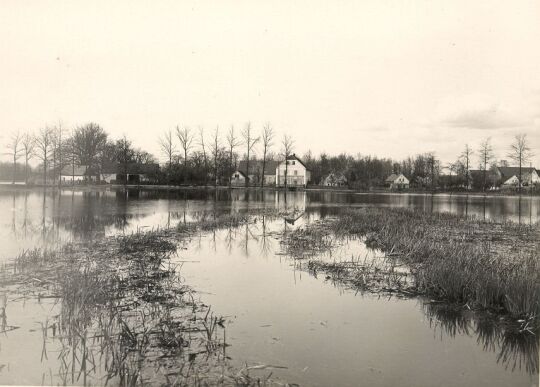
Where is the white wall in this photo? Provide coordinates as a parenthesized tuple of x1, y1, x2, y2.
(276, 160, 308, 186)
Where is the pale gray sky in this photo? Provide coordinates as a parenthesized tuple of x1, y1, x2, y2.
(1, 0, 539, 167)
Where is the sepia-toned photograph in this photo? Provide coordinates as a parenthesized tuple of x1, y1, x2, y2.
(0, 1, 539, 386)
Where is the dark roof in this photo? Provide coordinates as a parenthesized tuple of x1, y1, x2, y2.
(60, 165, 98, 176)
(103, 163, 160, 175)
(385, 173, 398, 182)
(285, 154, 309, 170)
(237, 160, 279, 176)
(497, 166, 537, 179)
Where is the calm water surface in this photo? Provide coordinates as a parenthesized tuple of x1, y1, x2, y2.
(0, 187, 538, 386)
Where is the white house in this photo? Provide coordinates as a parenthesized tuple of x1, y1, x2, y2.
(275, 154, 311, 188)
(497, 167, 540, 188)
(60, 165, 97, 184)
(385, 173, 410, 190)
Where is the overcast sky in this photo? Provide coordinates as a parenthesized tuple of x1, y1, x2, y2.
(1, 0, 539, 167)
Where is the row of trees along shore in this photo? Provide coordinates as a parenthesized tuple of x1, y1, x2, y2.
(2, 122, 536, 191)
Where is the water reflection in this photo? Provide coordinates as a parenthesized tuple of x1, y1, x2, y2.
(180, 214, 538, 379)
(424, 302, 538, 374)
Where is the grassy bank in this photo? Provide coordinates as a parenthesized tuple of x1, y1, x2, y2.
(284, 208, 539, 324)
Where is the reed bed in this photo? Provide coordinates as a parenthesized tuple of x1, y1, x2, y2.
(1, 222, 282, 386)
(284, 208, 540, 324)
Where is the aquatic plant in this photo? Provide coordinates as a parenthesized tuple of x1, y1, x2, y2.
(286, 208, 540, 323)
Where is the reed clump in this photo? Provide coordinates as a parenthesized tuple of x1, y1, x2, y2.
(2, 227, 279, 386)
(288, 208, 540, 323)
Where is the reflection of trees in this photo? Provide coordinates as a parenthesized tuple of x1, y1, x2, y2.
(423, 302, 538, 374)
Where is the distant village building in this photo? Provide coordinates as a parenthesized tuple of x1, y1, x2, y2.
(385, 173, 409, 190)
(276, 154, 311, 188)
(231, 160, 278, 186)
(60, 165, 98, 184)
(61, 163, 159, 185)
(495, 166, 540, 188)
(111, 163, 160, 184)
(321, 172, 348, 187)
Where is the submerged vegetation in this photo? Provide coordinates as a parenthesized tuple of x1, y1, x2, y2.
(284, 208, 540, 325)
(0, 225, 282, 386)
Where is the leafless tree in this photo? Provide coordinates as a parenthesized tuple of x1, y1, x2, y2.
(34, 127, 53, 185)
(158, 129, 177, 185)
(478, 137, 494, 192)
(460, 144, 473, 190)
(51, 122, 66, 187)
(241, 122, 259, 187)
(508, 134, 533, 191)
(280, 134, 294, 189)
(198, 127, 209, 185)
(176, 126, 193, 184)
(260, 123, 274, 188)
(21, 132, 35, 185)
(5, 131, 24, 184)
(210, 126, 220, 187)
(226, 125, 241, 187)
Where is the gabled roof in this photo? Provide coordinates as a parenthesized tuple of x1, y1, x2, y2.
(284, 154, 309, 170)
(237, 160, 279, 176)
(497, 166, 537, 179)
(60, 165, 97, 176)
(103, 163, 160, 175)
(385, 173, 398, 182)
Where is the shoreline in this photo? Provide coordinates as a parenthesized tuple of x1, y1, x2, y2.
(0, 182, 538, 198)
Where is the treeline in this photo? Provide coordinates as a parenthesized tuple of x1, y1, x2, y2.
(3, 121, 535, 191)
(302, 152, 440, 189)
(3, 123, 156, 185)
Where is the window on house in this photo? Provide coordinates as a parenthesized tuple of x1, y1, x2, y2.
(294, 170, 298, 175)
(292, 161, 295, 165)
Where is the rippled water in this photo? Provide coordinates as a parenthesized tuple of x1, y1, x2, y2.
(0, 187, 538, 386)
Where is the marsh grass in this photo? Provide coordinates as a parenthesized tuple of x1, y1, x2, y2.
(284, 208, 540, 324)
(1, 223, 279, 386)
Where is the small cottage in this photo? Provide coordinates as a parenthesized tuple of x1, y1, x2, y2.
(385, 173, 410, 190)
(496, 166, 540, 188)
(321, 172, 348, 187)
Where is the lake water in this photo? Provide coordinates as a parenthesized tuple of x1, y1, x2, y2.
(0, 187, 538, 386)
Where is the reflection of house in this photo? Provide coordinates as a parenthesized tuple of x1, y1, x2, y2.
(276, 154, 311, 188)
(60, 165, 98, 184)
(385, 173, 409, 190)
(495, 166, 540, 188)
(321, 172, 347, 187)
(231, 160, 279, 186)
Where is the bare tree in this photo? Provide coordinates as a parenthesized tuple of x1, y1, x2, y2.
(210, 126, 220, 187)
(508, 134, 533, 192)
(260, 123, 274, 188)
(198, 127, 209, 185)
(21, 132, 35, 185)
(176, 126, 194, 184)
(51, 122, 66, 187)
(280, 134, 294, 189)
(5, 131, 24, 184)
(115, 136, 135, 186)
(460, 144, 473, 190)
(34, 127, 53, 185)
(241, 122, 259, 187)
(478, 137, 494, 192)
(158, 129, 177, 185)
(226, 125, 241, 187)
